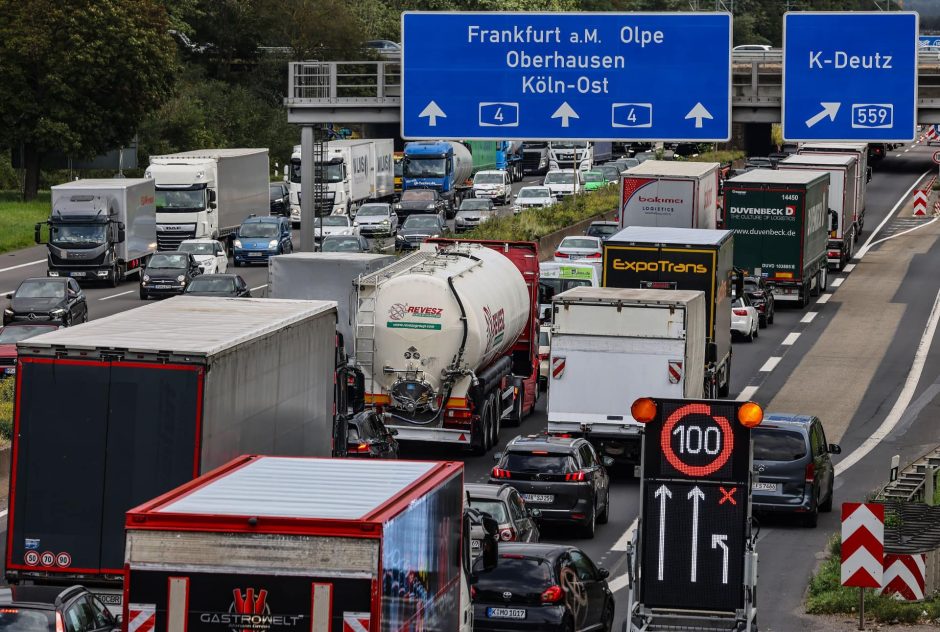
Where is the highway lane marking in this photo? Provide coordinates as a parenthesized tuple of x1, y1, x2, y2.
(611, 517, 638, 552)
(835, 288, 940, 476)
(0, 259, 44, 274)
(801, 312, 818, 323)
(831, 278, 844, 288)
(0, 509, 6, 519)
(737, 385, 759, 402)
(855, 169, 932, 261)
(843, 263, 856, 273)
(250, 284, 268, 291)
(781, 332, 801, 346)
(607, 570, 630, 594)
(759, 357, 781, 372)
(816, 293, 832, 304)
(862, 217, 939, 252)
(99, 290, 134, 301)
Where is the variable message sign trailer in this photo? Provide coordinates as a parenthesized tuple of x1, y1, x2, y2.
(124, 456, 478, 632)
(723, 169, 830, 307)
(619, 161, 720, 230)
(798, 142, 870, 237)
(6, 297, 344, 611)
(603, 227, 733, 398)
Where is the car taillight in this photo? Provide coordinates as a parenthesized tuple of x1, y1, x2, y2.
(499, 527, 516, 541)
(56, 613, 65, 632)
(541, 585, 564, 603)
(348, 442, 370, 453)
(470, 586, 477, 599)
(586, 252, 602, 258)
(805, 462, 815, 483)
(733, 309, 749, 316)
(554, 251, 569, 258)
(565, 471, 587, 481)
(492, 467, 512, 479)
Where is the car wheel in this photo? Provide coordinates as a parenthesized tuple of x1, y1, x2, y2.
(598, 487, 610, 524)
(820, 481, 834, 513)
(745, 322, 755, 342)
(602, 602, 615, 632)
(582, 498, 596, 539)
(139, 289, 148, 300)
(768, 303, 775, 325)
(803, 491, 819, 528)
(752, 321, 759, 339)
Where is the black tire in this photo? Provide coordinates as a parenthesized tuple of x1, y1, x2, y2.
(582, 499, 596, 538)
(601, 602, 615, 632)
(745, 323, 755, 342)
(108, 266, 119, 288)
(234, 260, 242, 268)
(598, 487, 610, 524)
(819, 266, 828, 293)
(561, 616, 574, 632)
(768, 303, 775, 325)
(63, 313, 72, 328)
(139, 289, 147, 300)
(471, 413, 488, 456)
(803, 492, 819, 528)
(489, 393, 501, 447)
(820, 482, 834, 513)
(753, 323, 758, 339)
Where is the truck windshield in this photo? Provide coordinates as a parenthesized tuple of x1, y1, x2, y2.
(155, 188, 206, 212)
(290, 161, 344, 184)
(523, 142, 548, 149)
(550, 142, 588, 150)
(289, 159, 301, 183)
(50, 224, 107, 247)
(404, 157, 446, 178)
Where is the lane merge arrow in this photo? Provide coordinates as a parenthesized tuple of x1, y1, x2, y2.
(805, 102, 841, 128)
(551, 102, 579, 127)
(418, 101, 446, 126)
(684, 102, 713, 128)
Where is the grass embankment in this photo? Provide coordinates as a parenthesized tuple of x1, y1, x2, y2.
(463, 186, 619, 242)
(0, 377, 14, 446)
(686, 150, 746, 163)
(0, 191, 49, 254)
(807, 535, 940, 624)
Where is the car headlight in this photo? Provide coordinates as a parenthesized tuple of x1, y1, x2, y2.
(426, 203, 436, 210)
(50, 308, 66, 317)
(233, 239, 242, 248)
(3, 309, 12, 317)
(353, 221, 359, 227)
(430, 234, 441, 238)
(143, 274, 150, 282)
(381, 219, 389, 225)
(268, 240, 278, 249)
(176, 275, 185, 282)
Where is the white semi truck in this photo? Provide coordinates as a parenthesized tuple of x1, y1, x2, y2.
(145, 148, 268, 251)
(287, 139, 395, 222)
(548, 141, 613, 171)
(547, 287, 705, 473)
(36, 179, 156, 286)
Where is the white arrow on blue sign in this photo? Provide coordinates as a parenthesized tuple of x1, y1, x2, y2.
(401, 12, 731, 141)
(783, 12, 918, 142)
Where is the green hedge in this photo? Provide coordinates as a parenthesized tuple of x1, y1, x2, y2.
(0, 376, 14, 445)
(463, 186, 619, 242)
(686, 150, 745, 163)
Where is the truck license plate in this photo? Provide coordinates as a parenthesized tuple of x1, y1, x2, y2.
(487, 608, 526, 619)
(69, 271, 85, 277)
(751, 482, 779, 492)
(249, 252, 262, 257)
(522, 494, 554, 504)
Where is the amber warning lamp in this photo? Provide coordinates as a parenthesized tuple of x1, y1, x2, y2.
(737, 401, 763, 428)
(631, 397, 657, 423)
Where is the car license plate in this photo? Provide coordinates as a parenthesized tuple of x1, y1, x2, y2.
(249, 252, 262, 257)
(486, 608, 526, 619)
(471, 539, 481, 549)
(522, 494, 554, 504)
(752, 482, 779, 492)
(153, 285, 171, 290)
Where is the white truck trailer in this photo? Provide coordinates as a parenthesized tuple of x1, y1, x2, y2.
(145, 148, 269, 251)
(619, 160, 720, 230)
(798, 142, 870, 238)
(547, 287, 706, 473)
(37, 179, 156, 286)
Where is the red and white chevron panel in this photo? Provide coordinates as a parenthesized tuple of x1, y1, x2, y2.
(841, 502, 884, 588)
(913, 190, 928, 216)
(878, 553, 926, 601)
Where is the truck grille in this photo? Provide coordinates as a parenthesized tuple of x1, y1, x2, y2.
(157, 230, 196, 251)
(522, 153, 543, 170)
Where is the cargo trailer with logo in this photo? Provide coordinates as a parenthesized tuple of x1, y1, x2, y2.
(724, 169, 830, 307)
(603, 227, 733, 398)
(619, 161, 720, 230)
(6, 297, 345, 611)
(123, 456, 477, 632)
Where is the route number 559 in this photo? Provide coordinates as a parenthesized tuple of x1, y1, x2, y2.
(852, 103, 893, 129)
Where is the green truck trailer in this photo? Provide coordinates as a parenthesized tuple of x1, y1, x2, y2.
(723, 169, 829, 307)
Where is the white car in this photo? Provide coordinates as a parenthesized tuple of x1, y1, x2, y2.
(731, 295, 760, 342)
(178, 239, 228, 274)
(472, 170, 512, 205)
(553, 236, 603, 263)
(314, 215, 356, 244)
(512, 186, 556, 214)
(543, 169, 583, 198)
(538, 325, 551, 390)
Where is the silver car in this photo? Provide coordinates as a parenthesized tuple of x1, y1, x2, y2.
(354, 203, 398, 237)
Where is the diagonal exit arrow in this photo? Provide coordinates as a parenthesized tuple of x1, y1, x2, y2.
(551, 101, 579, 127)
(418, 101, 446, 126)
(805, 102, 840, 128)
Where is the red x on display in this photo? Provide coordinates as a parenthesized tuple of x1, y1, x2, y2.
(718, 486, 737, 505)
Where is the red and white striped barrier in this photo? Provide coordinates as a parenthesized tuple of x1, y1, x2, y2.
(879, 553, 927, 601)
(913, 190, 928, 216)
(841, 503, 884, 588)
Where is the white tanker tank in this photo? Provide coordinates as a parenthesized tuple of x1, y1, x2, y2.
(449, 141, 474, 188)
(356, 243, 530, 444)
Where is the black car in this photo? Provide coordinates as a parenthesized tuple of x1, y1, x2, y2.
(320, 234, 371, 253)
(4, 277, 88, 326)
(745, 156, 774, 169)
(741, 275, 775, 327)
(396, 189, 447, 219)
(396, 214, 448, 250)
(492, 435, 611, 538)
(269, 182, 290, 216)
(345, 410, 399, 458)
(752, 414, 841, 527)
(465, 483, 540, 544)
(140, 252, 202, 300)
(0, 585, 120, 632)
(584, 221, 619, 241)
(472, 543, 614, 632)
(183, 274, 252, 297)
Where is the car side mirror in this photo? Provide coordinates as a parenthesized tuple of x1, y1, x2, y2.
(598, 567, 610, 579)
(5, 293, 12, 299)
(493, 451, 503, 462)
(602, 456, 615, 467)
(216, 250, 225, 256)
(828, 443, 842, 455)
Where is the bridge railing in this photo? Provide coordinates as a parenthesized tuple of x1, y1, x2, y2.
(286, 61, 401, 104)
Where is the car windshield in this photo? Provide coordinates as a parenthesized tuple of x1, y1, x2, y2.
(502, 452, 576, 474)
(472, 556, 554, 591)
(544, 172, 574, 184)
(468, 499, 509, 523)
(587, 224, 618, 238)
(584, 172, 605, 182)
(0, 608, 54, 632)
(518, 188, 550, 198)
(540, 278, 592, 294)
(315, 216, 349, 227)
(179, 242, 217, 256)
(16, 280, 65, 299)
(460, 200, 490, 210)
(186, 276, 235, 293)
(155, 188, 205, 212)
(403, 216, 440, 229)
(560, 238, 598, 249)
(322, 237, 362, 252)
(269, 186, 283, 200)
(148, 253, 188, 269)
(358, 205, 388, 217)
(623, 158, 640, 167)
(239, 223, 278, 238)
(753, 429, 808, 461)
(402, 190, 435, 201)
(404, 157, 446, 178)
(0, 325, 57, 343)
(49, 224, 107, 247)
(475, 173, 503, 184)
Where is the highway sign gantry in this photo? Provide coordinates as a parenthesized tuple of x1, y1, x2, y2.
(401, 12, 731, 141)
(783, 12, 918, 142)
(841, 502, 884, 588)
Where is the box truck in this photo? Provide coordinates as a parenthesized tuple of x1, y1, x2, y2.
(548, 288, 706, 472)
(619, 161, 719, 230)
(603, 227, 733, 398)
(778, 153, 858, 269)
(5, 297, 351, 610)
(145, 149, 268, 251)
(36, 179, 156, 286)
(798, 141, 870, 237)
(124, 456, 492, 632)
(724, 169, 830, 306)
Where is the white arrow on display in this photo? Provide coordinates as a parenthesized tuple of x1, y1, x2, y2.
(684, 103, 713, 128)
(418, 101, 446, 126)
(805, 102, 841, 128)
(551, 102, 579, 127)
(688, 486, 705, 582)
(711, 534, 729, 584)
(654, 484, 672, 581)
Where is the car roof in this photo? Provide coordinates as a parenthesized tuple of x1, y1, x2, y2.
(0, 584, 84, 607)
(21, 277, 66, 284)
(242, 215, 281, 224)
(590, 221, 618, 226)
(496, 542, 572, 560)
(762, 413, 814, 428)
(507, 434, 581, 452)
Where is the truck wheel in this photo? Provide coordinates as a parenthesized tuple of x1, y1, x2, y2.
(818, 267, 828, 293)
(108, 265, 119, 288)
(490, 393, 501, 445)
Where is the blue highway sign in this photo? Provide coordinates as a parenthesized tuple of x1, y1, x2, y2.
(919, 36, 940, 49)
(783, 12, 917, 142)
(401, 12, 731, 141)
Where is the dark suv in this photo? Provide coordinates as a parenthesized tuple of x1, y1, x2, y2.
(465, 483, 540, 544)
(752, 414, 841, 527)
(0, 585, 120, 632)
(491, 435, 611, 538)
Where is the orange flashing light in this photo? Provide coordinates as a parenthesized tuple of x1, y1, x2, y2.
(737, 401, 763, 428)
(631, 397, 657, 423)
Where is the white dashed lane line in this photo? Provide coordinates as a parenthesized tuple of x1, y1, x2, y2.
(831, 277, 844, 288)
(781, 332, 801, 346)
(816, 293, 832, 304)
(99, 290, 134, 301)
(759, 357, 782, 372)
(801, 311, 818, 323)
(737, 385, 759, 402)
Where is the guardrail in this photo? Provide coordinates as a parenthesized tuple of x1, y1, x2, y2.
(286, 61, 400, 103)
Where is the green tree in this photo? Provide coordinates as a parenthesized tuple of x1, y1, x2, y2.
(0, 0, 177, 199)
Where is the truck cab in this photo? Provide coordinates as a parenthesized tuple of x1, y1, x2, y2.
(145, 160, 218, 251)
(403, 141, 461, 212)
(549, 141, 594, 171)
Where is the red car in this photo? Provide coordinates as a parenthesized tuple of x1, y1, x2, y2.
(0, 323, 60, 377)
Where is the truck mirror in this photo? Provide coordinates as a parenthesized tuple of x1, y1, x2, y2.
(34, 223, 43, 245)
(208, 189, 217, 203)
(117, 223, 126, 243)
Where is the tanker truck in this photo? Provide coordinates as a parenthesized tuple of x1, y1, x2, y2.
(402, 141, 498, 215)
(355, 240, 540, 454)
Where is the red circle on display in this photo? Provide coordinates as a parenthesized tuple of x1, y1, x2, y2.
(39, 551, 55, 567)
(23, 551, 39, 566)
(661, 403, 734, 477)
(933, 150, 940, 165)
(55, 552, 71, 568)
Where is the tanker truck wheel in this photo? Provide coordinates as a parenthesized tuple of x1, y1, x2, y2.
(471, 407, 492, 455)
(489, 393, 501, 446)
